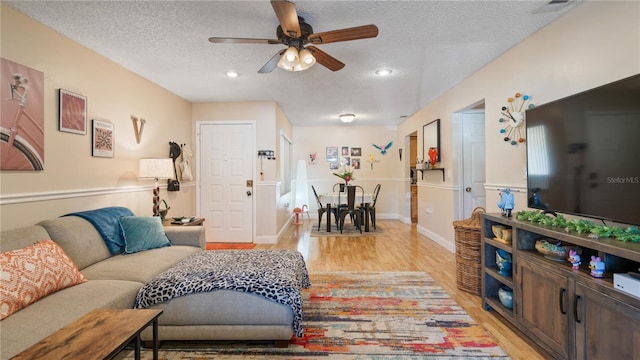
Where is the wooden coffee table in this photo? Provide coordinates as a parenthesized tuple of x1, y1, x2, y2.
(11, 308, 163, 360)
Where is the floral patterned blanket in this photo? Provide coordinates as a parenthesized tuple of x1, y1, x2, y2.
(134, 250, 310, 336)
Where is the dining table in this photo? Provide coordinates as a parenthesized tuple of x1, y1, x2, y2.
(319, 190, 374, 232)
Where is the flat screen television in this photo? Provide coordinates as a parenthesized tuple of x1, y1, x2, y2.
(525, 73, 640, 226)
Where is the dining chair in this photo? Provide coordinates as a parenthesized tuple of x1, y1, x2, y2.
(311, 185, 338, 231)
(338, 185, 363, 233)
(366, 184, 381, 230)
(332, 183, 346, 192)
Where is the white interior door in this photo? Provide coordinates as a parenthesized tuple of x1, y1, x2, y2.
(198, 123, 254, 243)
(462, 110, 486, 217)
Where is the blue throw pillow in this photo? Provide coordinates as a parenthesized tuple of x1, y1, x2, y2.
(119, 216, 171, 254)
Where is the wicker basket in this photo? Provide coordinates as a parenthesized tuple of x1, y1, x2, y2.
(453, 207, 485, 295)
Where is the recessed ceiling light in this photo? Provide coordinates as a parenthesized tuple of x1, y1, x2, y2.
(226, 71, 239, 78)
(339, 113, 356, 123)
(375, 68, 392, 76)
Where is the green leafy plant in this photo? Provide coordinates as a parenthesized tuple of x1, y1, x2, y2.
(333, 166, 355, 183)
(515, 210, 639, 243)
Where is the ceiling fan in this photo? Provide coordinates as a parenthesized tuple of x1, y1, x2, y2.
(208, 0, 379, 73)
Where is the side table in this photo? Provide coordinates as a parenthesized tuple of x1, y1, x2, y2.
(163, 217, 205, 226)
(11, 308, 163, 360)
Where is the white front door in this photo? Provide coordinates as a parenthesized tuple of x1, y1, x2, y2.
(462, 110, 486, 218)
(197, 122, 254, 243)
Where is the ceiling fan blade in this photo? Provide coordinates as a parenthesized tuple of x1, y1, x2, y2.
(271, 0, 301, 38)
(258, 49, 286, 74)
(307, 46, 345, 72)
(209, 37, 281, 45)
(308, 24, 379, 45)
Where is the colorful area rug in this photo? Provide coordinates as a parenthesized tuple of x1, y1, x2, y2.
(205, 242, 256, 250)
(115, 272, 509, 359)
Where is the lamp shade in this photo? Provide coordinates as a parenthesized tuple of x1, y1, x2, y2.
(299, 48, 316, 68)
(139, 158, 174, 179)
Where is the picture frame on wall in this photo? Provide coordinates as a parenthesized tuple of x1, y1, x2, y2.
(351, 147, 361, 156)
(58, 89, 87, 135)
(352, 158, 361, 169)
(92, 119, 114, 158)
(326, 146, 338, 162)
(342, 146, 349, 156)
(1, 57, 45, 171)
(329, 161, 339, 170)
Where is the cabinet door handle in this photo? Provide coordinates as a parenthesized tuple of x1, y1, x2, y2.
(574, 295, 582, 323)
(559, 288, 566, 315)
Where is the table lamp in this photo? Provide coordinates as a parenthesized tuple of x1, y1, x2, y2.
(139, 158, 174, 216)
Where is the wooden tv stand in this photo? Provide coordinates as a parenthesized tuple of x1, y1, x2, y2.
(481, 213, 640, 360)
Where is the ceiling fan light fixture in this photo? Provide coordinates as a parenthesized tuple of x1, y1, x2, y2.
(339, 113, 356, 123)
(299, 48, 316, 66)
(283, 46, 299, 65)
(277, 55, 293, 71)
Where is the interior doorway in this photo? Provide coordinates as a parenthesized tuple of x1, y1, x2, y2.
(409, 131, 418, 223)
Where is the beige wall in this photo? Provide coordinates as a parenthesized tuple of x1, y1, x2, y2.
(0, 5, 194, 230)
(398, 1, 640, 251)
(292, 125, 403, 221)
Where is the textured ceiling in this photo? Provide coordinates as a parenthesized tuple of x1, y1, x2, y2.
(5, 0, 579, 126)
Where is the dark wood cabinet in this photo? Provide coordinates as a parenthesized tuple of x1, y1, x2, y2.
(481, 213, 640, 360)
(574, 282, 640, 360)
(517, 256, 571, 359)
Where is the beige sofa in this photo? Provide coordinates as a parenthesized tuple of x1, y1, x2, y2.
(0, 210, 300, 359)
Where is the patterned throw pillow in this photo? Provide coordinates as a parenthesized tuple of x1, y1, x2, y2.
(0, 239, 87, 320)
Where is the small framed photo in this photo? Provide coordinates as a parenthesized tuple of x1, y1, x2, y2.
(342, 146, 349, 156)
(352, 158, 361, 169)
(92, 119, 114, 158)
(351, 147, 361, 156)
(343, 156, 351, 166)
(58, 89, 87, 134)
(326, 146, 338, 162)
(329, 161, 339, 170)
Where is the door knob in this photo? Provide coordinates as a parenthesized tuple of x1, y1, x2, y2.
(246, 190, 252, 196)
(465, 187, 472, 192)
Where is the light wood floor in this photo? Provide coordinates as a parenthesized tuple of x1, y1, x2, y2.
(255, 219, 552, 360)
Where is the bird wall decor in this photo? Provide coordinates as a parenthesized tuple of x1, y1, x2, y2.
(373, 141, 393, 155)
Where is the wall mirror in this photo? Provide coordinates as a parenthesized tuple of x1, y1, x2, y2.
(423, 119, 440, 162)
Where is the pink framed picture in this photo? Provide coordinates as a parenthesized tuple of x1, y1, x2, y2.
(1, 58, 45, 171)
(59, 88, 87, 135)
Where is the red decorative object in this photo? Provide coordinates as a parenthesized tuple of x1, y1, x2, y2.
(428, 147, 438, 167)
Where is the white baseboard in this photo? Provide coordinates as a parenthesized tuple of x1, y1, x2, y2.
(417, 225, 455, 253)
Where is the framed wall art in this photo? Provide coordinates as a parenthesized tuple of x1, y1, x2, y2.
(326, 146, 338, 162)
(58, 88, 87, 135)
(350, 147, 361, 156)
(92, 119, 114, 158)
(1, 57, 45, 171)
(423, 119, 440, 163)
